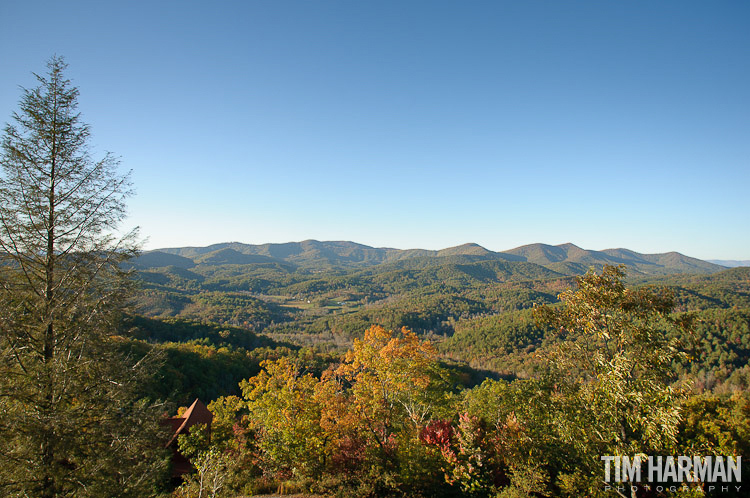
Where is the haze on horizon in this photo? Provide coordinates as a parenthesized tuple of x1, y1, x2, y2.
(1, 1, 748, 260)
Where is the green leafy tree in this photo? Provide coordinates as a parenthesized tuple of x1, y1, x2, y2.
(175, 445, 232, 498)
(0, 57, 168, 498)
(534, 265, 691, 497)
(241, 357, 330, 482)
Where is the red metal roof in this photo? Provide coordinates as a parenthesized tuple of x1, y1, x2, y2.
(162, 399, 214, 476)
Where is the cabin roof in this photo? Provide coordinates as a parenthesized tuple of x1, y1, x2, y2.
(165, 398, 213, 447)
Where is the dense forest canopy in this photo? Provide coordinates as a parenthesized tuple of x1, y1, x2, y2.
(159, 263, 749, 498)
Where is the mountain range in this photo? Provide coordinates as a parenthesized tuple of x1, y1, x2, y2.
(708, 259, 750, 268)
(134, 240, 725, 276)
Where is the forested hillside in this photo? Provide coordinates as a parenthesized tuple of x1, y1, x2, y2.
(155, 265, 749, 498)
(123, 242, 748, 405)
(109, 241, 750, 496)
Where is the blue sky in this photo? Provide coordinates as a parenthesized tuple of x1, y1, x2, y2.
(1, 1, 748, 259)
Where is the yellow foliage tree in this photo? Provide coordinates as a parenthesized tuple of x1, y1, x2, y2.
(335, 325, 453, 455)
(241, 357, 329, 481)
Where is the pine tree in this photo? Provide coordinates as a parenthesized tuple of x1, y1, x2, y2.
(0, 56, 168, 498)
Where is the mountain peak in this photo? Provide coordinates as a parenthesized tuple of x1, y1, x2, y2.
(557, 242, 582, 251)
(437, 243, 493, 257)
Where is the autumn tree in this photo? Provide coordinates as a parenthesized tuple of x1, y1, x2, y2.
(336, 326, 453, 451)
(0, 57, 168, 497)
(333, 325, 454, 494)
(214, 326, 454, 495)
(240, 357, 330, 483)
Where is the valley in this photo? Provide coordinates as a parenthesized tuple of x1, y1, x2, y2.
(123, 240, 749, 405)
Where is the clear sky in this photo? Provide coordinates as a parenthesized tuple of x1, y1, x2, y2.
(1, 1, 748, 259)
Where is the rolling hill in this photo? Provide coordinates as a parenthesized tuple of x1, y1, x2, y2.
(501, 242, 723, 275)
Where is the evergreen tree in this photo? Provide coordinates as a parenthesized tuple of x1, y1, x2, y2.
(0, 56, 168, 498)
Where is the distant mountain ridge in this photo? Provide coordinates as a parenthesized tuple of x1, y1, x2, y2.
(708, 260, 750, 268)
(504, 242, 722, 275)
(137, 240, 724, 276)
